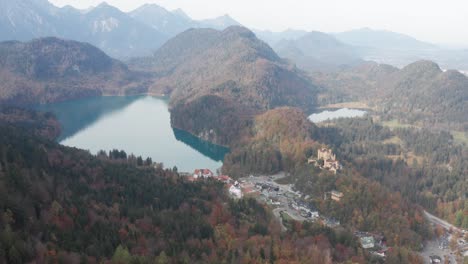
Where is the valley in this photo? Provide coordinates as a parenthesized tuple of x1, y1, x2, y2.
(0, 1, 467, 263)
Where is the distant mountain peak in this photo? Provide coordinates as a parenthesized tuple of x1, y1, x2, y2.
(402, 60, 442, 74)
(172, 8, 191, 19)
(133, 3, 166, 12)
(199, 14, 241, 30)
(93, 1, 122, 12)
(222, 25, 255, 38)
(97, 1, 110, 7)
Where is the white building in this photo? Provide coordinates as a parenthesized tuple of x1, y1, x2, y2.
(229, 185, 243, 199)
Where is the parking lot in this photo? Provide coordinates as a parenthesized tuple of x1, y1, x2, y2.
(239, 173, 338, 229)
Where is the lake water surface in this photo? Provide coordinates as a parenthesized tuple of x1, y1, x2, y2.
(37, 96, 228, 173)
(308, 108, 367, 123)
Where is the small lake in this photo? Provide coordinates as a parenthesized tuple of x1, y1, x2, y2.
(37, 96, 229, 173)
(308, 108, 367, 123)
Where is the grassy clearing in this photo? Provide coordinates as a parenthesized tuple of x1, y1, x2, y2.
(381, 119, 416, 129)
(386, 151, 425, 167)
(452, 131, 468, 145)
(382, 136, 403, 146)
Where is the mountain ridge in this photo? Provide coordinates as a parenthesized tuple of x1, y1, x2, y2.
(274, 31, 363, 72)
(0, 37, 147, 105)
(313, 59, 468, 130)
(130, 26, 318, 145)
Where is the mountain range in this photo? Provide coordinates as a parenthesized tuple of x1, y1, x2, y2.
(256, 27, 468, 72)
(273, 31, 363, 72)
(333, 28, 437, 51)
(3, 0, 468, 72)
(0, 0, 243, 58)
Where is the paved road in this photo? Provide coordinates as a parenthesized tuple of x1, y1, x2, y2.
(424, 211, 466, 234)
(421, 211, 466, 264)
(273, 208, 287, 231)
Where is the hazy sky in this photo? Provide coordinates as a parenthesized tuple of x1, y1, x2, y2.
(49, 0, 468, 47)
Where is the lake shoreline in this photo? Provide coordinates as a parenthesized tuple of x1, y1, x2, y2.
(37, 96, 226, 173)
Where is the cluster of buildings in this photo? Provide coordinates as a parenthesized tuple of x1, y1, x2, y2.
(290, 200, 320, 219)
(228, 180, 259, 199)
(187, 169, 231, 183)
(185, 169, 270, 199)
(308, 148, 342, 174)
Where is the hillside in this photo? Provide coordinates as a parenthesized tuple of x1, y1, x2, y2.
(313, 60, 468, 130)
(223, 107, 319, 177)
(0, 109, 367, 263)
(274, 31, 363, 72)
(382, 60, 468, 125)
(312, 61, 399, 103)
(132, 26, 319, 145)
(0, 37, 146, 105)
(134, 26, 317, 111)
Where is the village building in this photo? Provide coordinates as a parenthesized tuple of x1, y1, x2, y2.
(193, 169, 214, 179)
(323, 217, 340, 228)
(217, 175, 232, 183)
(429, 255, 442, 264)
(229, 185, 243, 199)
(331, 190, 344, 202)
(360, 236, 375, 249)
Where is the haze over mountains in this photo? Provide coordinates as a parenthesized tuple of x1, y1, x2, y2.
(273, 31, 363, 72)
(0, 0, 242, 58)
(2, 0, 468, 72)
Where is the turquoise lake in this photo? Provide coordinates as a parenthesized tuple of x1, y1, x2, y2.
(37, 96, 229, 173)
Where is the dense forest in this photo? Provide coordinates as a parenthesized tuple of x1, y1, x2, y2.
(314, 117, 468, 228)
(0, 109, 373, 263)
(170, 95, 256, 146)
(223, 107, 319, 177)
(291, 165, 432, 250)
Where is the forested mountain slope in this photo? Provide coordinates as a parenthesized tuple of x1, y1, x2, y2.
(312, 60, 468, 130)
(132, 26, 318, 145)
(0, 108, 367, 263)
(0, 38, 147, 105)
